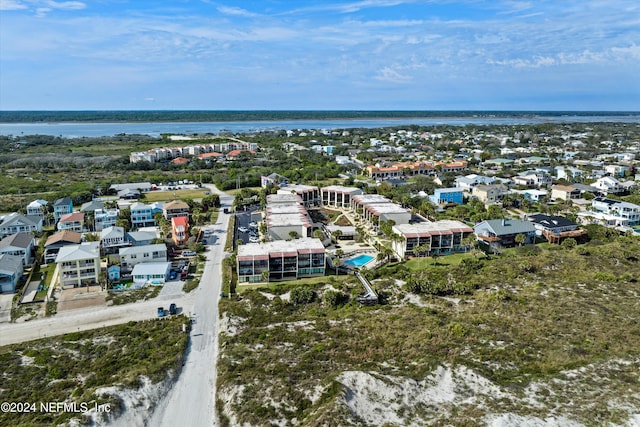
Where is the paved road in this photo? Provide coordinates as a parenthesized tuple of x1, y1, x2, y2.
(147, 185, 233, 427)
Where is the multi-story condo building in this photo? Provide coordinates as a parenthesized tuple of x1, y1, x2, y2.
(277, 184, 320, 207)
(350, 194, 411, 228)
(265, 194, 312, 240)
(365, 160, 467, 180)
(55, 242, 101, 289)
(237, 238, 325, 283)
(391, 220, 474, 259)
(321, 186, 363, 209)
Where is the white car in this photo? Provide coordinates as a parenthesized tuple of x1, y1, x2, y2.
(249, 221, 258, 228)
(182, 250, 197, 257)
(238, 226, 248, 233)
(249, 236, 260, 243)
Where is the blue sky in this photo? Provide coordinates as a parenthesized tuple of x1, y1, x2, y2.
(1, 0, 639, 110)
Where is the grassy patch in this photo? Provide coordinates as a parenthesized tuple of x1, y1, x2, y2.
(0, 317, 189, 426)
(217, 238, 640, 425)
(106, 286, 160, 306)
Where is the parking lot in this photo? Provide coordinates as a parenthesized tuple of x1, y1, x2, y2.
(234, 205, 260, 245)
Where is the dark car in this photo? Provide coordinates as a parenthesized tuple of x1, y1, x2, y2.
(169, 303, 177, 315)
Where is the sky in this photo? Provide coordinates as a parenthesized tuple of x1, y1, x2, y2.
(0, 0, 639, 111)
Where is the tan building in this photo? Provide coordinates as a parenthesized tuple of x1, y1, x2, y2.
(163, 200, 190, 220)
(471, 184, 510, 205)
(550, 185, 581, 201)
(56, 242, 101, 289)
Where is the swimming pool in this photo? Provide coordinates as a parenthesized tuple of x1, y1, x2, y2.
(343, 254, 375, 267)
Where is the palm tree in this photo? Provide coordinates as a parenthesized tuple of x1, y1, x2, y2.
(515, 233, 526, 247)
(313, 229, 324, 240)
(288, 230, 299, 240)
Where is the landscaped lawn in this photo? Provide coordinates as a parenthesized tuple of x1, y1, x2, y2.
(141, 189, 210, 202)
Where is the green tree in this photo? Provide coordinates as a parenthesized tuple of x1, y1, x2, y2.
(515, 233, 526, 247)
(561, 237, 577, 250)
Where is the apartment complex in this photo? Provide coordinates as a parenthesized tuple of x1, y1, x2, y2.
(391, 220, 474, 259)
(237, 238, 325, 283)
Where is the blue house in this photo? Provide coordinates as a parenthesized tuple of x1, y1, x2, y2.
(53, 197, 74, 223)
(429, 188, 464, 205)
(107, 265, 121, 282)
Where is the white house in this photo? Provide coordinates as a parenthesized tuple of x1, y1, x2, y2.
(131, 262, 171, 285)
(593, 176, 625, 195)
(119, 244, 168, 269)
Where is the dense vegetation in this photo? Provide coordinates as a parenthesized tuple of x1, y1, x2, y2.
(217, 237, 640, 426)
(0, 317, 189, 426)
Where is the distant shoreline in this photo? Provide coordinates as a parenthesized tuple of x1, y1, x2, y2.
(1, 110, 639, 124)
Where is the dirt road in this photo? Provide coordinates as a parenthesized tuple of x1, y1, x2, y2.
(147, 186, 233, 427)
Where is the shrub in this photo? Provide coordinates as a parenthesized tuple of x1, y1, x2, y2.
(290, 287, 315, 305)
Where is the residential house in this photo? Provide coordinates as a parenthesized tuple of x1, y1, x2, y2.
(0, 254, 24, 293)
(527, 214, 587, 244)
(391, 220, 474, 259)
(100, 226, 128, 254)
(130, 202, 161, 229)
(126, 230, 158, 247)
(109, 182, 153, 193)
(604, 164, 629, 178)
(237, 238, 325, 283)
(80, 200, 104, 213)
(119, 244, 168, 270)
(429, 188, 464, 206)
(0, 213, 43, 238)
(53, 197, 73, 223)
(118, 189, 141, 200)
(593, 176, 625, 195)
(474, 218, 537, 251)
(57, 212, 85, 232)
(0, 233, 35, 267)
(454, 174, 496, 191)
(131, 262, 172, 285)
(321, 186, 363, 209)
(26, 199, 48, 218)
(261, 173, 289, 188)
(171, 216, 189, 246)
(551, 185, 581, 201)
(44, 230, 83, 263)
(472, 184, 510, 205)
(515, 170, 553, 188)
(163, 200, 190, 220)
(591, 197, 640, 226)
(93, 208, 119, 232)
(107, 265, 121, 282)
(555, 166, 583, 181)
(55, 242, 101, 289)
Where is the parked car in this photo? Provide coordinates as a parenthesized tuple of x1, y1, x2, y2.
(238, 226, 248, 233)
(249, 221, 258, 228)
(157, 307, 165, 317)
(169, 303, 177, 315)
(169, 271, 177, 280)
(182, 250, 197, 257)
(249, 236, 260, 243)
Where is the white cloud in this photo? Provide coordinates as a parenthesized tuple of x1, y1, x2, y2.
(45, 1, 85, 10)
(375, 66, 413, 83)
(35, 6, 51, 17)
(0, 0, 27, 10)
(216, 6, 258, 18)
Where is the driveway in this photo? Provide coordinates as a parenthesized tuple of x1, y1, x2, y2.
(0, 293, 14, 323)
